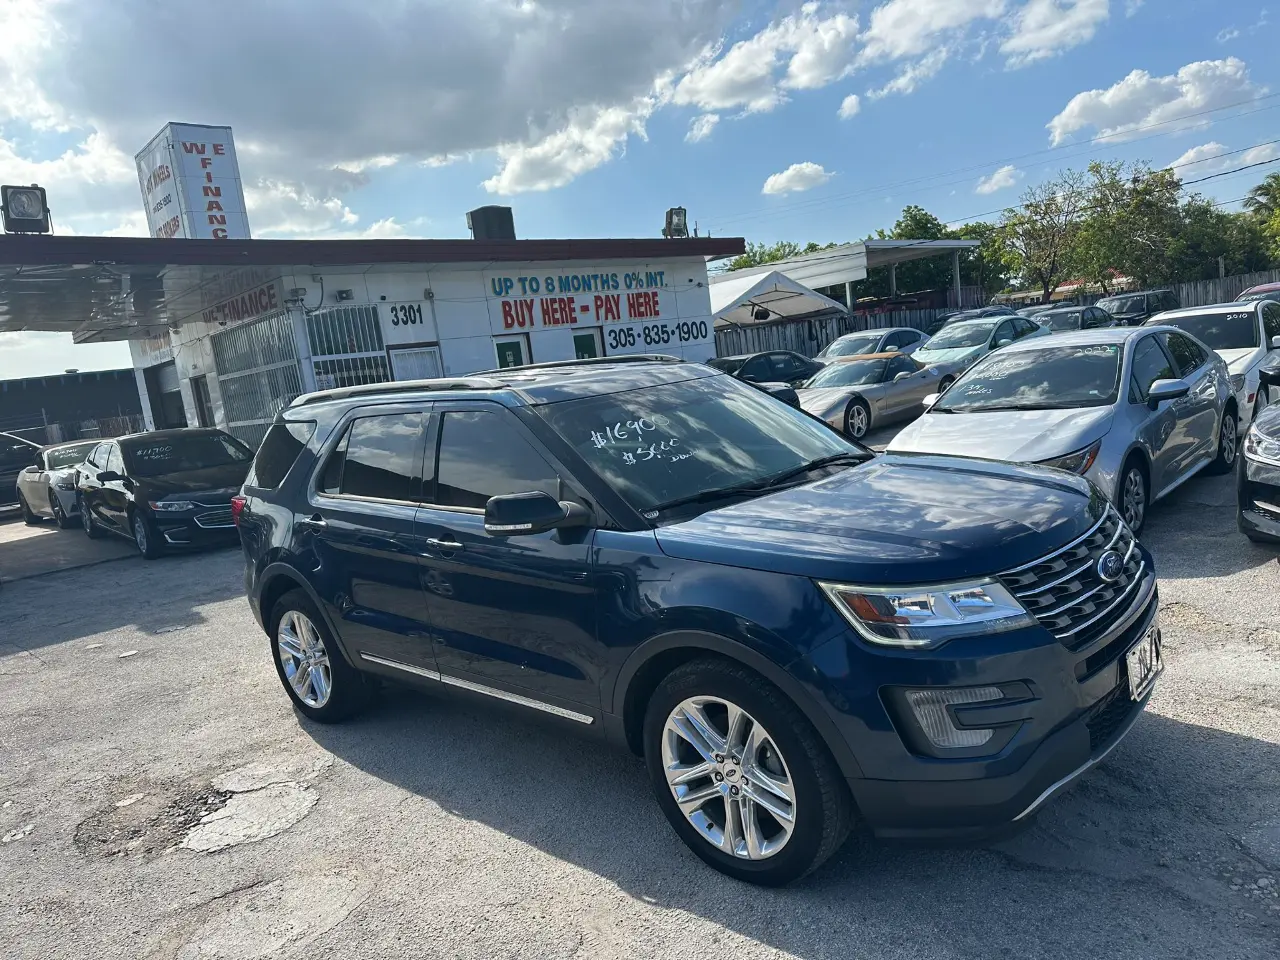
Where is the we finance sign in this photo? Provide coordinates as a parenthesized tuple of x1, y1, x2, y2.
(135, 122, 252, 240)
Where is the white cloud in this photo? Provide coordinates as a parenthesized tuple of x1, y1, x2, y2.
(975, 164, 1023, 194)
(838, 93, 862, 118)
(673, 4, 859, 114)
(761, 161, 833, 195)
(1169, 140, 1280, 176)
(1001, 0, 1110, 66)
(858, 0, 1006, 64)
(1125, 0, 1143, 14)
(686, 113, 720, 142)
(1047, 57, 1263, 145)
(1217, 27, 1241, 42)
(867, 47, 950, 98)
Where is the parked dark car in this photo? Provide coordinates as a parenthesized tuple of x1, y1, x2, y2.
(1028, 305, 1115, 333)
(707, 351, 825, 388)
(1095, 289, 1179, 327)
(1240, 363, 1280, 543)
(1, 432, 42, 507)
(237, 357, 1161, 886)
(924, 305, 1016, 336)
(76, 428, 253, 558)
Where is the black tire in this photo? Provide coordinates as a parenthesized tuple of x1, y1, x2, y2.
(50, 489, 75, 529)
(1207, 407, 1239, 476)
(843, 397, 871, 441)
(17, 493, 40, 526)
(643, 657, 854, 886)
(131, 511, 164, 560)
(268, 589, 370, 723)
(939, 375, 956, 392)
(80, 497, 103, 539)
(1118, 456, 1149, 535)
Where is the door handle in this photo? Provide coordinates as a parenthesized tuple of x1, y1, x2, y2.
(298, 514, 328, 529)
(426, 537, 464, 551)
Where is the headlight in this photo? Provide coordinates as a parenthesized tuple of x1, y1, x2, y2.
(1037, 439, 1102, 475)
(1244, 424, 1280, 467)
(148, 500, 196, 512)
(1229, 373, 1246, 394)
(818, 579, 1034, 649)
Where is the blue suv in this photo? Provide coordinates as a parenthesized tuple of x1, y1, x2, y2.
(235, 356, 1162, 885)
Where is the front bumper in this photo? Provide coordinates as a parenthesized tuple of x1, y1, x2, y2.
(1238, 452, 1280, 543)
(150, 504, 239, 549)
(807, 560, 1160, 839)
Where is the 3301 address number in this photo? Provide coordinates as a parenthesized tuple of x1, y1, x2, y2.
(390, 303, 424, 326)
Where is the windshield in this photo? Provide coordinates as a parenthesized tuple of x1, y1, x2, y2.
(1098, 295, 1145, 315)
(535, 375, 859, 514)
(938, 343, 1122, 412)
(820, 334, 879, 358)
(1038, 311, 1084, 332)
(1237, 291, 1280, 303)
(922, 322, 996, 350)
(705, 357, 745, 374)
(44, 441, 99, 469)
(804, 359, 886, 387)
(1158, 310, 1259, 350)
(122, 433, 253, 477)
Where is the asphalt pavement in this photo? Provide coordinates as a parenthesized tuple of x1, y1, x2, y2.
(0, 466, 1277, 959)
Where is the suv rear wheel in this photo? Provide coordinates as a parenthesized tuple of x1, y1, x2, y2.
(269, 589, 370, 722)
(643, 657, 853, 885)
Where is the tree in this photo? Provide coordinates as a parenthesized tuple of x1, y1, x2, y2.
(953, 220, 1011, 299)
(999, 171, 1088, 302)
(726, 240, 834, 272)
(1244, 172, 1280, 220)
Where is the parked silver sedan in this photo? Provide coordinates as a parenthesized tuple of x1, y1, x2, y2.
(817, 326, 928, 360)
(913, 314, 1051, 389)
(797, 352, 943, 439)
(13, 438, 100, 528)
(888, 327, 1239, 532)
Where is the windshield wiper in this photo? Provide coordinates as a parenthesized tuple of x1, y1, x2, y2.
(748, 453, 870, 491)
(648, 454, 869, 515)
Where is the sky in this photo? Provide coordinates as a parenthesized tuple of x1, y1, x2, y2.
(0, 0, 1277, 379)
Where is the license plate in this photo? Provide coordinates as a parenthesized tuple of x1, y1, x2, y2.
(1126, 620, 1163, 701)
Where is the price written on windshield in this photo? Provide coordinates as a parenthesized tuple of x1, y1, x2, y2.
(588, 416, 686, 466)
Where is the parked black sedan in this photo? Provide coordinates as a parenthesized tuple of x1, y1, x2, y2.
(77, 428, 253, 558)
(1240, 364, 1280, 544)
(706, 351, 825, 388)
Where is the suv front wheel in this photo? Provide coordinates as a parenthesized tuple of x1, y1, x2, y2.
(269, 589, 371, 722)
(643, 657, 853, 885)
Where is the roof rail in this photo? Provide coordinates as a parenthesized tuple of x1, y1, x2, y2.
(473, 354, 685, 376)
(290, 376, 505, 407)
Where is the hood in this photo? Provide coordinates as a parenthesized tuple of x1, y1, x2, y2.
(915, 346, 982, 364)
(798, 387, 859, 416)
(655, 454, 1100, 584)
(135, 462, 250, 500)
(1217, 347, 1259, 373)
(887, 407, 1114, 463)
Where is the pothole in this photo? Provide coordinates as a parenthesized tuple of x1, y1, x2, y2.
(182, 782, 318, 853)
(75, 785, 232, 860)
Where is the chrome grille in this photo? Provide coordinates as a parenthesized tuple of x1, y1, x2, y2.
(194, 510, 235, 529)
(999, 507, 1145, 651)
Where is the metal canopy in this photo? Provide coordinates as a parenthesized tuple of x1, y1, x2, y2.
(709, 270, 846, 328)
(0, 234, 746, 343)
(722, 239, 981, 290)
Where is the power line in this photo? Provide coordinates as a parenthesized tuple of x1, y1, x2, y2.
(1182, 156, 1280, 185)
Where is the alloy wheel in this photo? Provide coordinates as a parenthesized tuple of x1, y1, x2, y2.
(847, 404, 869, 439)
(51, 495, 66, 525)
(661, 696, 796, 861)
(134, 517, 148, 554)
(81, 500, 92, 534)
(1221, 415, 1238, 467)
(277, 610, 333, 708)
(1122, 468, 1146, 531)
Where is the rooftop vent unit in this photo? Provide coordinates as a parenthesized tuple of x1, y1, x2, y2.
(467, 205, 516, 241)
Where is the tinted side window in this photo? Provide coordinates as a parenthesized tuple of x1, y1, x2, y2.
(249, 421, 317, 490)
(993, 320, 1015, 344)
(433, 409, 558, 510)
(1130, 337, 1176, 403)
(105, 446, 124, 474)
(1263, 303, 1280, 342)
(883, 331, 907, 349)
(886, 356, 915, 379)
(335, 414, 424, 501)
(320, 428, 349, 495)
(1164, 332, 1206, 376)
(85, 443, 107, 469)
(772, 353, 804, 377)
(1161, 291, 1180, 310)
(738, 356, 769, 380)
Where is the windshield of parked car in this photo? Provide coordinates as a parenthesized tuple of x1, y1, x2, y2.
(44, 441, 99, 469)
(1097, 295, 1145, 315)
(804, 359, 886, 387)
(1157, 310, 1260, 350)
(121, 433, 253, 476)
(536, 374, 862, 514)
(937, 343, 1122, 412)
(921, 321, 996, 350)
(820, 334, 880, 358)
(1037, 311, 1084, 332)
(705, 357, 745, 374)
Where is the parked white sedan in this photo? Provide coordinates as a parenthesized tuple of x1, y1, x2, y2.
(14, 439, 101, 528)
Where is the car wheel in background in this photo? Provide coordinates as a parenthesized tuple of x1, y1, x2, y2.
(132, 512, 164, 560)
(643, 657, 853, 886)
(939, 375, 956, 392)
(1208, 409, 1239, 476)
(17, 493, 40, 526)
(844, 398, 871, 441)
(80, 497, 103, 539)
(50, 489, 75, 529)
(1119, 458, 1149, 534)
(269, 589, 370, 723)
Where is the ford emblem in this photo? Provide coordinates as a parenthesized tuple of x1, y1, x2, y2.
(1097, 550, 1125, 583)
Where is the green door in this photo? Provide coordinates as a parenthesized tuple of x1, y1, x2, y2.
(573, 332, 600, 359)
(495, 339, 525, 368)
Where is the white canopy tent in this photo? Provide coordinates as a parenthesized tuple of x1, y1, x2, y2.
(709, 270, 846, 329)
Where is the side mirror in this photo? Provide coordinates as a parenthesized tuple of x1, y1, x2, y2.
(1271, 335, 1280, 350)
(995, 338, 1013, 348)
(96, 470, 122, 483)
(1258, 366, 1280, 388)
(894, 371, 912, 382)
(923, 393, 941, 409)
(1147, 378, 1190, 409)
(484, 491, 591, 537)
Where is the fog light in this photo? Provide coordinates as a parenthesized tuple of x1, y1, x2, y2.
(904, 686, 1003, 748)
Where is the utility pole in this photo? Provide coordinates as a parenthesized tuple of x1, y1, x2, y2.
(1218, 255, 1226, 279)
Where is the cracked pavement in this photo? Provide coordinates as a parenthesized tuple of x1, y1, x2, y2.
(0, 464, 1277, 959)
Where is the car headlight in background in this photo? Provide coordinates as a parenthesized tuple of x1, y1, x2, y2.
(1037, 439, 1102, 475)
(1244, 424, 1280, 467)
(818, 579, 1033, 648)
(1229, 373, 1246, 394)
(149, 500, 196, 512)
